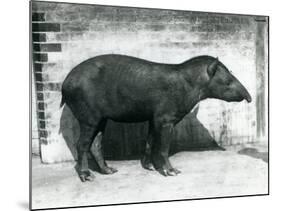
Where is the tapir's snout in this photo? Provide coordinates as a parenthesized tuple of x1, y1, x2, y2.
(233, 80, 252, 103)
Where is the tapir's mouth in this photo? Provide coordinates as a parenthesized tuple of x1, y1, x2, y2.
(243, 90, 252, 103)
(220, 91, 252, 103)
(245, 95, 252, 103)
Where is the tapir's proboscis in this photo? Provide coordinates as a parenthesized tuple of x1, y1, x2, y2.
(60, 54, 252, 182)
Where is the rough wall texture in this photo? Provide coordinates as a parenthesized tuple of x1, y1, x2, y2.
(31, 1, 268, 163)
(32, 71, 40, 155)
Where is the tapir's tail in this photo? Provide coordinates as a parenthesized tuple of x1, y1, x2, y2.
(60, 95, 65, 108)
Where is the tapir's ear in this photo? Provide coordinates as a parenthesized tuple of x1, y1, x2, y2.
(207, 57, 219, 77)
(192, 105, 199, 116)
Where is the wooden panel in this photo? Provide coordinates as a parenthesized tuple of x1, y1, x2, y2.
(255, 17, 267, 139)
(103, 107, 222, 160)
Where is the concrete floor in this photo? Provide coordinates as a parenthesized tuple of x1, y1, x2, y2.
(31, 144, 268, 210)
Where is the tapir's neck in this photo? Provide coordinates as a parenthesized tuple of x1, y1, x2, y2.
(183, 88, 207, 114)
(172, 58, 211, 115)
(176, 70, 210, 114)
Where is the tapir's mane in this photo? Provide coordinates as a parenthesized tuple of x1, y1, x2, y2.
(181, 55, 216, 65)
(180, 55, 229, 72)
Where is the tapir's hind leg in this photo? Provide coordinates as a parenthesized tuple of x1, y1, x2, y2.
(67, 99, 101, 182)
(77, 123, 98, 182)
(91, 120, 117, 174)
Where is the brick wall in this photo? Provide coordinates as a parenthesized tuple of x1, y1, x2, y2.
(32, 8, 63, 160)
(32, 71, 40, 155)
(31, 1, 268, 163)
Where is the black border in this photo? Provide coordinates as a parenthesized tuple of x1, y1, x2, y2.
(29, 1, 33, 210)
(267, 15, 270, 196)
(29, 1, 270, 210)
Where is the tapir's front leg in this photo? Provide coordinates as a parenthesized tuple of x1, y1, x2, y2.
(141, 121, 154, 171)
(151, 123, 181, 176)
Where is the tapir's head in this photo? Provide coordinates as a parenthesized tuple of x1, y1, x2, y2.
(205, 58, 252, 103)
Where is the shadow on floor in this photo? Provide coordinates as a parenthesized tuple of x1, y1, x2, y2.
(59, 104, 224, 162)
(17, 201, 29, 210)
(238, 148, 268, 163)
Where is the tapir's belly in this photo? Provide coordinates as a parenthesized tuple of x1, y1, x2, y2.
(108, 112, 151, 123)
(103, 97, 154, 123)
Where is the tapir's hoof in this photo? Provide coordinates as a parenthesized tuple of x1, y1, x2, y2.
(141, 157, 154, 171)
(100, 166, 118, 175)
(141, 161, 154, 171)
(171, 168, 181, 175)
(79, 170, 95, 182)
(144, 163, 154, 171)
(157, 167, 181, 176)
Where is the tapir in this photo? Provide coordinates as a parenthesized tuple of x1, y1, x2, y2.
(60, 54, 252, 182)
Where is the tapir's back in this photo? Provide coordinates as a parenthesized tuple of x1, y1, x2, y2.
(62, 54, 181, 122)
(66, 54, 174, 83)
(64, 54, 179, 97)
